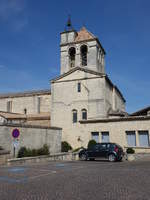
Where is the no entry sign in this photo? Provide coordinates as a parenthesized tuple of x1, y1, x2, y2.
(12, 129, 20, 138)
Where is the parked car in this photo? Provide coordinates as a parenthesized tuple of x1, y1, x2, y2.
(79, 142, 124, 162)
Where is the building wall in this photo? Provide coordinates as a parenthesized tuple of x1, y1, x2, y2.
(0, 94, 51, 114)
(0, 124, 61, 157)
(104, 79, 113, 115)
(67, 119, 150, 153)
(51, 72, 106, 132)
(51, 69, 126, 144)
(114, 88, 125, 111)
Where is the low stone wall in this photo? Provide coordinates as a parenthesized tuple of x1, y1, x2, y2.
(7, 152, 79, 165)
(0, 123, 62, 157)
(126, 153, 150, 161)
(124, 147, 150, 154)
(0, 150, 10, 165)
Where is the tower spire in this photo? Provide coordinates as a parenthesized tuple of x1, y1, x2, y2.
(65, 15, 73, 31)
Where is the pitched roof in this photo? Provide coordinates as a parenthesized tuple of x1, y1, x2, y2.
(75, 27, 96, 42)
(60, 26, 106, 54)
(0, 111, 50, 120)
(0, 111, 26, 120)
(0, 89, 51, 99)
(80, 115, 150, 123)
(51, 66, 104, 83)
(130, 106, 150, 116)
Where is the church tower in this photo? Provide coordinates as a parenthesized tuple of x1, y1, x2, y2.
(60, 18, 106, 74)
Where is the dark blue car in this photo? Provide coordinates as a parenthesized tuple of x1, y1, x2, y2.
(79, 143, 124, 162)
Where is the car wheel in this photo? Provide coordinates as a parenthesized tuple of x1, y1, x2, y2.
(108, 154, 116, 162)
(117, 157, 122, 162)
(80, 154, 87, 161)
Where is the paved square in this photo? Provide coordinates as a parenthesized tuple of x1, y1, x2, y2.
(0, 160, 150, 200)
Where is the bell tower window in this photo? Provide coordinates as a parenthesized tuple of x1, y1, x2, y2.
(81, 45, 87, 66)
(69, 47, 76, 68)
(72, 109, 77, 123)
(82, 109, 87, 120)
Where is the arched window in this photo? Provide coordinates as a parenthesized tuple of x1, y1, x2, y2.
(81, 45, 87, 66)
(82, 109, 87, 120)
(72, 109, 77, 123)
(69, 47, 76, 68)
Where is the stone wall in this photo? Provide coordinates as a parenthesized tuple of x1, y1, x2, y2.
(78, 118, 150, 152)
(0, 124, 62, 157)
(0, 150, 10, 165)
(0, 93, 51, 115)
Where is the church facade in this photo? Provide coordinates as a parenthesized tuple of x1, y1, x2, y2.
(0, 22, 150, 153)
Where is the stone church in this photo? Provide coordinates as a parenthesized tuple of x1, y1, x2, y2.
(0, 20, 150, 154)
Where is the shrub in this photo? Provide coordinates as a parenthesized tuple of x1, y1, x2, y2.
(17, 144, 50, 158)
(87, 139, 97, 149)
(61, 141, 72, 152)
(32, 149, 38, 157)
(37, 144, 49, 155)
(18, 147, 28, 158)
(126, 147, 135, 154)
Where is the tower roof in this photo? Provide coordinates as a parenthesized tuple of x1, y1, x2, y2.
(65, 15, 74, 31)
(75, 27, 96, 42)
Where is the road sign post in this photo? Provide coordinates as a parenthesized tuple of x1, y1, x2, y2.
(12, 129, 20, 157)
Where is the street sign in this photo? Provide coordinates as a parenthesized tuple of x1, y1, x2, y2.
(13, 140, 19, 149)
(12, 129, 20, 138)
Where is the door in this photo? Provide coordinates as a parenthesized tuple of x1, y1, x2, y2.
(98, 143, 108, 158)
(88, 144, 100, 158)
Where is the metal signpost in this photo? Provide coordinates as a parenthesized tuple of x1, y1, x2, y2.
(12, 129, 20, 157)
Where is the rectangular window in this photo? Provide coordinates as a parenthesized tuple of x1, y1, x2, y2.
(37, 97, 41, 114)
(138, 131, 149, 147)
(7, 101, 12, 112)
(126, 131, 136, 147)
(101, 132, 109, 143)
(77, 83, 81, 92)
(73, 111, 77, 123)
(91, 132, 99, 143)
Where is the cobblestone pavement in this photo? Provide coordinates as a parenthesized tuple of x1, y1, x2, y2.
(0, 160, 150, 200)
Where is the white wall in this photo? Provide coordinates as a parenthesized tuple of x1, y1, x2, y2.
(0, 124, 62, 157)
(0, 94, 51, 114)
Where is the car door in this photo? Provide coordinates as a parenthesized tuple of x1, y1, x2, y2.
(98, 143, 109, 158)
(87, 144, 100, 158)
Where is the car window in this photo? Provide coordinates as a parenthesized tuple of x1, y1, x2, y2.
(88, 144, 98, 150)
(100, 144, 107, 149)
(93, 144, 100, 151)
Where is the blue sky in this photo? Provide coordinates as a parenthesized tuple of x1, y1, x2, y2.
(0, 0, 150, 113)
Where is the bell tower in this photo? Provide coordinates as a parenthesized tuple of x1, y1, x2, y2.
(60, 18, 106, 75)
(60, 17, 77, 74)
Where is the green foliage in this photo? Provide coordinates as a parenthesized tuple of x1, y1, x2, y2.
(17, 144, 50, 158)
(126, 147, 135, 154)
(37, 144, 49, 155)
(61, 141, 72, 152)
(87, 139, 97, 149)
